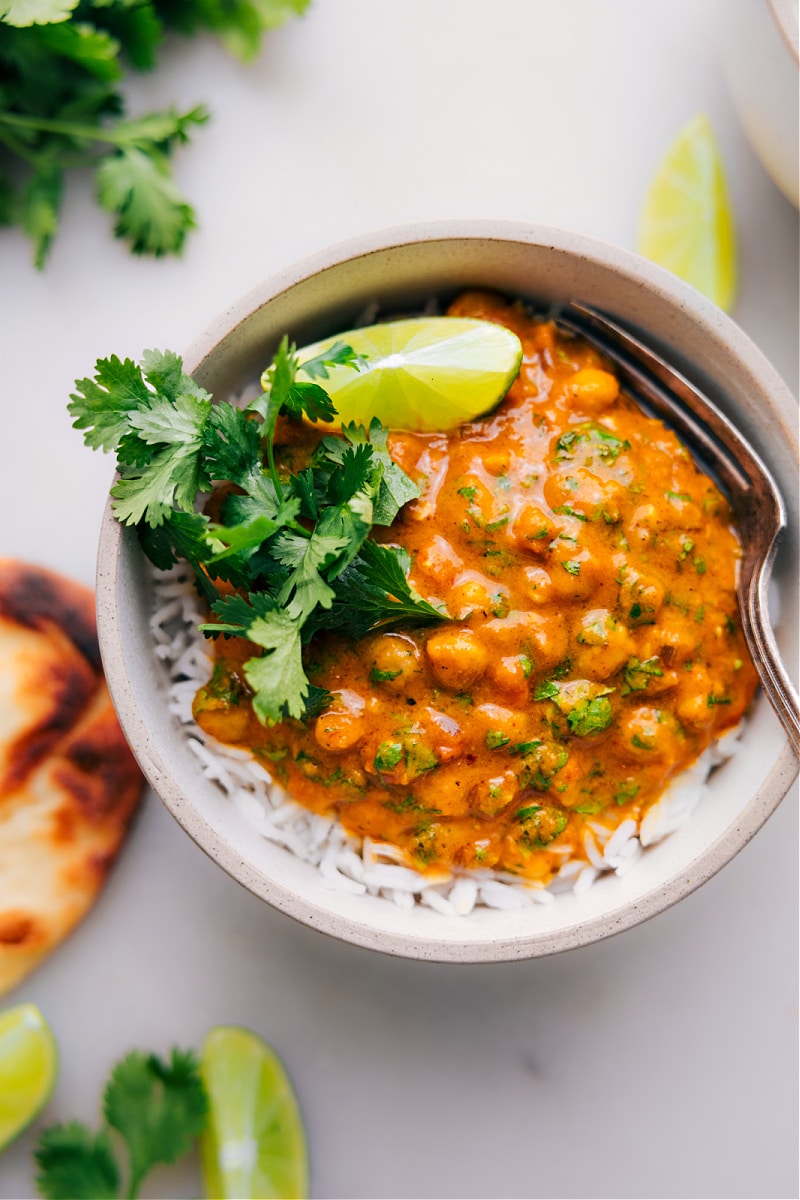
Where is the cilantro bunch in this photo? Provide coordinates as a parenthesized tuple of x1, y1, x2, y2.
(34, 1049, 206, 1200)
(0, 0, 309, 266)
(69, 337, 445, 724)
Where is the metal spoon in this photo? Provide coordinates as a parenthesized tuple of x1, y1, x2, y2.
(557, 302, 800, 758)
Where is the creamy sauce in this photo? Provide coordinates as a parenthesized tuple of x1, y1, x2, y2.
(194, 292, 758, 883)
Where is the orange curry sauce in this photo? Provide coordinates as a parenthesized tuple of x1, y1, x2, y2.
(193, 292, 758, 884)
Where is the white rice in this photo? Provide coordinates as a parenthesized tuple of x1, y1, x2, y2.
(151, 562, 743, 915)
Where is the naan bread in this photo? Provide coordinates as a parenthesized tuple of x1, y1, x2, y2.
(0, 560, 144, 996)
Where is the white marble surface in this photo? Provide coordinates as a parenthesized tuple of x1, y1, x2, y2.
(1, 2, 797, 1197)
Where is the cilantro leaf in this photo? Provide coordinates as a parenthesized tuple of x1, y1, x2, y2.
(284, 380, 337, 424)
(21, 162, 62, 269)
(34, 1121, 120, 1200)
(202, 593, 308, 723)
(95, 144, 199, 257)
(567, 695, 613, 736)
(273, 527, 349, 620)
(621, 656, 664, 695)
(157, 0, 311, 62)
(140, 348, 185, 401)
(326, 443, 374, 506)
(110, 391, 212, 525)
(298, 339, 366, 380)
(321, 540, 446, 640)
(318, 420, 419, 525)
(104, 1049, 207, 1200)
(0, 0, 306, 265)
(137, 509, 216, 575)
(73, 337, 438, 729)
(201, 400, 262, 486)
(1, 1, 80, 29)
(69, 356, 153, 452)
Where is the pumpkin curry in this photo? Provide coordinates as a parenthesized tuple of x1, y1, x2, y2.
(193, 291, 758, 884)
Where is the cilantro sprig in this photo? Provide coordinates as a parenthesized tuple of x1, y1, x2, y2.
(70, 335, 446, 724)
(0, 0, 309, 266)
(34, 1049, 207, 1200)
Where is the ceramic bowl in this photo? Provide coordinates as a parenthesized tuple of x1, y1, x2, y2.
(95, 221, 799, 962)
(721, 0, 799, 207)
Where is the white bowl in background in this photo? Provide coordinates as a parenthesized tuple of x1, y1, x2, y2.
(721, 0, 799, 207)
(95, 221, 799, 962)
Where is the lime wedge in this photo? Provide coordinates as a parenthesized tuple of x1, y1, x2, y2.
(200, 1026, 308, 1200)
(0, 1003, 58, 1150)
(637, 113, 737, 311)
(295, 316, 523, 431)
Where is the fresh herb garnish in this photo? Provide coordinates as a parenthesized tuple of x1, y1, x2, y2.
(70, 338, 446, 724)
(34, 1049, 206, 1200)
(621, 656, 663, 695)
(0, 0, 309, 266)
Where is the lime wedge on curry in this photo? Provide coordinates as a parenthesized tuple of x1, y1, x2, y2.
(200, 1025, 308, 1200)
(0, 1003, 58, 1150)
(637, 113, 737, 311)
(294, 315, 523, 431)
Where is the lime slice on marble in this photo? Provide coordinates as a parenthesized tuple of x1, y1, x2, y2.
(0, 1003, 58, 1150)
(200, 1025, 308, 1200)
(638, 113, 737, 310)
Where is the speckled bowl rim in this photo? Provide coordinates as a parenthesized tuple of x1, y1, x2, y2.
(96, 220, 799, 963)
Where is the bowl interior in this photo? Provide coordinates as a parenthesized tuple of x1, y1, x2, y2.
(97, 222, 799, 962)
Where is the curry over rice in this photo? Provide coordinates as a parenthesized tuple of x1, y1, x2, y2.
(192, 291, 758, 885)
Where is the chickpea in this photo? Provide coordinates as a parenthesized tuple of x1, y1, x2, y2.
(369, 633, 422, 690)
(484, 610, 569, 672)
(417, 535, 462, 588)
(574, 609, 635, 680)
(314, 710, 365, 752)
(471, 769, 518, 817)
(513, 504, 556, 553)
(449, 574, 492, 618)
(473, 703, 529, 746)
(618, 568, 665, 624)
(192, 697, 250, 744)
(618, 705, 680, 762)
(488, 654, 531, 700)
(544, 467, 625, 523)
(523, 566, 553, 605)
(549, 546, 605, 601)
(675, 667, 718, 730)
(483, 450, 510, 477)
(567, 368, 620, 411)
(425, 627, 488, 691)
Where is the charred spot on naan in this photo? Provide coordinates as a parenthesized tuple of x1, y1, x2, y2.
(0, 560, 145, 996)
(51, 689, 142, 833)
(0, 616, 98, 794)
(0, 558, 100, 670)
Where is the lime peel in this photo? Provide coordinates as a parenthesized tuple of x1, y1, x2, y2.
(295, 316, 523, 432)
(0, 1003, 59, 1150)
(637, 113, 737, 311)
